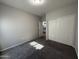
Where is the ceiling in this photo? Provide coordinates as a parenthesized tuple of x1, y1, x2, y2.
(0, 0, 77, 16)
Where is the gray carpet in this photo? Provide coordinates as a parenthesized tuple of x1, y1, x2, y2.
(0, 38, 77, 59)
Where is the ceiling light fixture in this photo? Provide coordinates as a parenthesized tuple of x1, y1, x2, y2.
(29, 0, 45, 5)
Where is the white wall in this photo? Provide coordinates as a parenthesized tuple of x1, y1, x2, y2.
(0, 5, 39, 51)
(39, 21, 43, 37)
(46, 4, 77, 50)
(74, 12, 78, 54)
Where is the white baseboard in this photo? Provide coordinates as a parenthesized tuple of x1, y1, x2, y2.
(0, 40, 30, 52)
